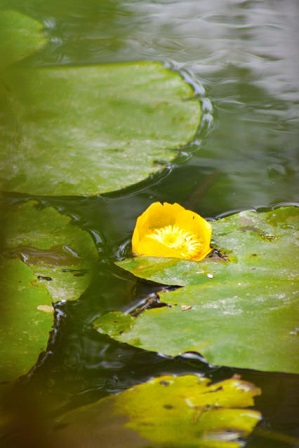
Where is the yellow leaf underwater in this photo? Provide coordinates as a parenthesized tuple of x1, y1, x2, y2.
(48, 374, 262, 448)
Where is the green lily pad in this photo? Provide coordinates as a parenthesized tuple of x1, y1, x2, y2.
(0, 62, 200, 196)
(0, 200, 98, 385)
(95, 206, 299, 373)
(0, 10, 46, 69)
(49, 375, 261, 448)
(1, 201, 98, 303)
(0, 258, 53, 386)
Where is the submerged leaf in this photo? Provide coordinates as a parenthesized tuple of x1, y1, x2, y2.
(49, 375, 261, 448)
(96, 206, 299, 373)
(0, 62, 200, 196)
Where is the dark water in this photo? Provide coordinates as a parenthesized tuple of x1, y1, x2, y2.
(1, 0, 299, 446)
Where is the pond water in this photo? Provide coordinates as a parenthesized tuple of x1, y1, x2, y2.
(1, 0, 299, 447)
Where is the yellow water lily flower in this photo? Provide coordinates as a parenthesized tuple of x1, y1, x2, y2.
(132, 202, 212, 261)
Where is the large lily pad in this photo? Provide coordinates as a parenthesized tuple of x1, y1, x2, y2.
(0, 200, 98, 385)
(47, 375, 261, 448)
(0, 62, 200, 196)
(95, 206, 299, 373)
(0, 10, 46, 69)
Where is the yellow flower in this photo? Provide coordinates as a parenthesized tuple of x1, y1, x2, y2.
(132, 202, 212, 261)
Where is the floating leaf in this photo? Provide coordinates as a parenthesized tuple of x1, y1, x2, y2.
(0, 258, 53, 386)
(0, 62, 200, 196)
(49, 375, 261, 448)
(1, 201, 98, 303)
(0, 10, 46, 69)
(0, 201, 98, 385)
(95, 207, 299, 373)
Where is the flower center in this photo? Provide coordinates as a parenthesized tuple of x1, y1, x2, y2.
(147, 225, 202, 258)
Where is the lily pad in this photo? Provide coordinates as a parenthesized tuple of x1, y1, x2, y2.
(1, 201, 98, 303)
(0, 62, 201, 196)
(0, 200, 98, 385)
(0, 258, 53, 386)
(95, 206, 299, 373)
(0, 10, 46, 69)
(48, 375, 261, 448)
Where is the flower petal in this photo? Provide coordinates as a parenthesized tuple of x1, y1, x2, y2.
(132, 202, 212, 261)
